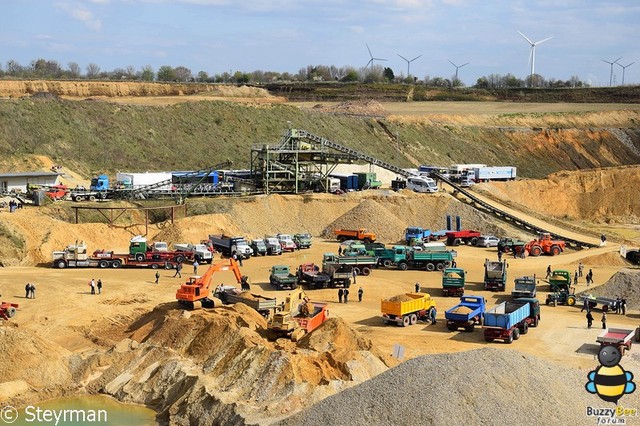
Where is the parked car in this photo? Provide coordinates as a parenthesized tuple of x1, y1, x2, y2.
(477, 235, 500, 248)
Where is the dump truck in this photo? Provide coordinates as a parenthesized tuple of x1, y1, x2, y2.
(322, 253, 376, 276)
(484, 259, 508, 291)
(250, 239, 268, 256)
(445, 295, 486, 332)
(445, 230, 482, 246)
(483, 298, 540, 343)
(524, 232, 566, 256)
(334, 228, 377, 243)
(293, 233, 312, 249)
(442, 268, 466, 296)
(0, 301, 18, 320)
(269, 265, 298, 290)
(511, 275, 537, 298)
(342, 242, 385, 256)
(173, 243, 213, 263)
(376, 246, 454, 271)
(381, 293, 436, 327)
(208, 234, 253, 258)
(548, 270, 572, 292)
(597, 328, 635, 356)
(297, 263, 331, 290)
(267, 287, 329, 341)
(217, 287, 279, 318)
(405, 227, 433, 244)
(322, 262, 353, 288)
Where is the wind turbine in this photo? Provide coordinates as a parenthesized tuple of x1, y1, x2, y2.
(365, 43, 387, 69)
(517, 30, 553, 87)
(397, 54, 422, 77)
(616, 61, 635, 86)
(448, 60, 469, 82)
(602, 57, 622, 86)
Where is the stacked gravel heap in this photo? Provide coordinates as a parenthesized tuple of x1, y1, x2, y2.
(579, 269, 640, 309)
(279, 348, 601, 426)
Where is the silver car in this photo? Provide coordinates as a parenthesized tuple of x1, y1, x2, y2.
(477, 235, 500, 247)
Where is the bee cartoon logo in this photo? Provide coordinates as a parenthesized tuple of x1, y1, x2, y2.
(586, 345, 636, 403)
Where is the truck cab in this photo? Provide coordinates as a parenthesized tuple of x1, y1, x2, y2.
(250, 239, 268, 256)
(90, 174, 110, 191)
(277, 234, 297, 252)
(293, 233, 312, 249)
(264, 236, 283, 255)
(513, 297, 541, 327)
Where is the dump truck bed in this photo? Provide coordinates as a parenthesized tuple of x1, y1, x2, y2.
(484, 300, 530, 330)
(597, 328, 635, 345)
(381, 293, 432, 317)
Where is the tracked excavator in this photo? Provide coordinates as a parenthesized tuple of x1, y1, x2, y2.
(176, 258, 246, 309)
(266, 287, 329, 341)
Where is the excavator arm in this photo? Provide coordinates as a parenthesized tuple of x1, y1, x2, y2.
(176, 258, 244, 306)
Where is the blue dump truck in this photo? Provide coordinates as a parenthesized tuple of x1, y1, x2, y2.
(483, 298, 540, 344)
(405, 227, 432, 244)
(445, 295, 486, 332)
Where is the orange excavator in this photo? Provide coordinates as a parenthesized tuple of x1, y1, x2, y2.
(176, 258, 246, 309)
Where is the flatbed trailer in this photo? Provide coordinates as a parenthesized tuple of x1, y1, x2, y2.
(597, 328, 635, 356)
(578, 295, 617, 311)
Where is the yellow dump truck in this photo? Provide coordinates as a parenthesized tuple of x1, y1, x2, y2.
(381, 293, 436, 327)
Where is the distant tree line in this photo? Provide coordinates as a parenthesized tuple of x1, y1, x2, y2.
(0, 58, 589, 88)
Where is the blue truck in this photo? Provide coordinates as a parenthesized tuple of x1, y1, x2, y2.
(483, 298, 540, 344)
(445, 295, 486, 332)
(405, 227, 433, 244)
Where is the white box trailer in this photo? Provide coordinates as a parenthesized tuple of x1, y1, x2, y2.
(473, 166, 517, 182)
(116, 172, 173, 189)
(449, 164, 486, 174)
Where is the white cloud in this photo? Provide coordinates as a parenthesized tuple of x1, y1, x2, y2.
(56, 2, 103, 31)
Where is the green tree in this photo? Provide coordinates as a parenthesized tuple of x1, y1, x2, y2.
(140, 66, 155, 81)
(157, 65, 176, 82)
(197, 71, 209, 82)
(174, 66, 192, 82)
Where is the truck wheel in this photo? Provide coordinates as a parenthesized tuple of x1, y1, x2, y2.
(545, 298, 551, 306)
(398, 262, 408, 271)
(532, 316, 539, 327)
(444, 261, 452, 268)
(425, 263, 435, 271)
(550, 245, 561, 256)
(74, 195, 83, 202)
(454, 238, 461, 246)
(567, 296, 576, 306)
(151, 263, 159, 269)
(447, 323, 457, 331)
(436, 263, 445, 271)
(513, 328, 520, 340)
(175, 255, 185, 263)
(363, 238, 372, 244)
(470, 237, 478, 246)
(382, 259, 392, 268)
(55, 260, 67, 269)
(401, 316, 411, 327)
(135, 253, 145, 262)
(530, 246, 542, 257)
(111, 259, 122, 268)
(352, 267, 361, 276)
(464, 324, 475, 332)
(520, 323, 529, 335)
(361, 267, 371, 276)
(484, 337, 494, 343)
(337, 236, 346, 242)
(506, 333, 514, 344)
(98, 260, 109, 268)
(89, 195, 96, 202)
(410, 314, 418, 325)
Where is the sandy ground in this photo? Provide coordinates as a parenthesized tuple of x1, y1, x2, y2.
(2, 240, 636, 371)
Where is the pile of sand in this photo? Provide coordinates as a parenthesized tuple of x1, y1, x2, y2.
(280, 348, 603, 426)
(322, 199, 407, 243)
(578, 269, 640, 309)
(387, 294, 412, 302)
(580, 251, 634, 267)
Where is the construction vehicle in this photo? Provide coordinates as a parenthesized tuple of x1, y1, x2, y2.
(545, 289, 577, 306)
(297, 263, 331, 290)
(597, 328, 635, 356)
(277, 234, 297, 252)
(264, 236, 283, 255)
(208, 234, 253, 258)
(511, 275, 537, 298)
(293, 233, 312, 249)
(376, 245, 454, 271)
(483, 298, 540, 343)
(381, 293, 437, 327)
(175, 258, 246, 309)
(497, 237, 526, 253)
(52, 241, 174, 269)
(524, 232, 566, 256)
(334, 228, 377, 243)
(250, 239, 268, 256)
(484, 259, 508, 291)
(43, 184, 69, 201)
(547, 270, 572, 292)
(445, 230, 481, 246)
(129, 236, 187, 263)
(269, 265, 298, 290)
(442, 268, 466, 297)
(70, 174, 111, 201)
(321, 262, 353, 288)
(342, 242, 386, 256)
(322, 253, 376, 276)
(267, 287, 329, 341)
(0, 301, 18, 320)
(445, 296, 486, 332)
(173, 243, 213, 263)
(405, 227, 433, 244)
(216, 287, 279, 318)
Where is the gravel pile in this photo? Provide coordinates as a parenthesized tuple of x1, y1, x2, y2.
(578, 269, 640, 309)
(279, 348, 602, 426)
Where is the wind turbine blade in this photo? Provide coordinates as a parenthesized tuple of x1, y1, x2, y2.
(601, 59, 612, 64)
(534, 36, 553, 45)
(460, 62, 470, 68)
(366, 43, 373, 58)
(627, 62, 636, 67)
(614, 56, 623, 64)
(410, 55, 422, 62)
(374, 58, 388, 61)
(397, 54, 409, 62)
(365, 58, 373, 68)
(517, 30, 533, 45)
(448, 60, 457, 67)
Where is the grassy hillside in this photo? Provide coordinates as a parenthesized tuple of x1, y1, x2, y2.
(0, 97, 639, 179)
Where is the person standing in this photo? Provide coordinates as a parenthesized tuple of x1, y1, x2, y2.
(89, 279, 96, 295)
(155, 270, 160, 284)
(621, 298, 627, 315)
(430, 307, 437, 325)
(351, 268, 357, 285)
(338, 246, 342, 256)
(415, 282, 420, 293)
(358, 287, 363, 302)
(574, 270, 579, 286)
(97, 279, 102, 295)
(173, 262, 182, 278)
(193, 260, 199, 275)
(497, 250, 503, 262)
(25, 283, 31, 298)
(30, 283, 36, 299)
(578, 262, 584, 278)
(581, 298, 590, 313)
(586, 311, 594, 329)
(587, 269, 594, 286)
(338, 288, 344, 303)
(600, 234, 607, 247)
(344, 288, 350, 303)
(601, 311, 607, 330)
(546, 265, 552, 279)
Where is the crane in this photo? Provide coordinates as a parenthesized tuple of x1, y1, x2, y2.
(176, 258, 246, 309)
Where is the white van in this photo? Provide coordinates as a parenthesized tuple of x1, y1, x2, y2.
(407, 176, 438, 193)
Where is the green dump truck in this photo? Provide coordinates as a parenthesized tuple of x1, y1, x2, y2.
(442, 268, 466, 297)
(269, 265, 298, 290)
(376, 245, 454, 271)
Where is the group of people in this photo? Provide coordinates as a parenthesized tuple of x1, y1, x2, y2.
(585, 311, 606, 330)
(7, 199, 22, 212)
(88, 278, 103, 294)
(337, 287, 350, 303)
(24, 283, 36, 298)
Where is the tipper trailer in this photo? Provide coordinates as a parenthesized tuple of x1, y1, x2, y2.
(483, 298, 540, 343)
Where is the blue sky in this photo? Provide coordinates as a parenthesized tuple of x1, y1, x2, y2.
(1, 0, 638, 86)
